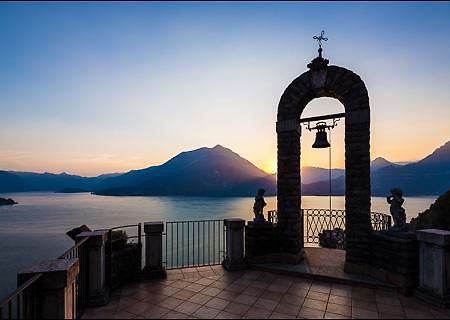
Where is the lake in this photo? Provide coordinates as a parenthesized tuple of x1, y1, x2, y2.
(0, 192, 436, 300)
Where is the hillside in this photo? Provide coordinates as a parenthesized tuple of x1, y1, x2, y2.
(303, 140, 450, 196)
(94, 145, 277, 197)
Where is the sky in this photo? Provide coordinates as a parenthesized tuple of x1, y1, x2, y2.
(1, 2, 450, 176)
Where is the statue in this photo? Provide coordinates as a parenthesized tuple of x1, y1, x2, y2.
(387, 188, 407, 229)
(253, 188, 267, 223)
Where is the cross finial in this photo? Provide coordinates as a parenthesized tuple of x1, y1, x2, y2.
(313, 30, 328, 58)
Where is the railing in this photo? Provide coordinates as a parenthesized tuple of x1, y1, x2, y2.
(0, 274, 42, 319)
(268, 209, 392, 244)
(58, 237, 90, 319)
(371, 211, 392, 231)
(163, 220, 226, 269)
(106, 224, 142, 289)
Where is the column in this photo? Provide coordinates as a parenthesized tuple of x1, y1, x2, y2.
(77, 230, 109, 306)
(222, 218, 246, 270)
(143, 221, 166, 279)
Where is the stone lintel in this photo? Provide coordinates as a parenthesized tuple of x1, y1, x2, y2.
(276, 119, 301, 134)
(417, 229, 450, 246)
(224, 218, 245, 229)
(144, 221, 164, 234)
(18, 258, 79, 289)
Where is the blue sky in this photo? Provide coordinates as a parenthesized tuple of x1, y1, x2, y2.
(1, 2, 450, 175)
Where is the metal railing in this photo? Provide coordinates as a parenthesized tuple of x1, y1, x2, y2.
(58, 237, 90, 319)
(163, 220, 226, 269)
(268, 209, 392, 244)
(371, 211, 392, 231)
(0, 274, 42, 319)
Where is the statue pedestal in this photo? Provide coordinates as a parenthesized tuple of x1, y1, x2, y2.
(245, 221, 280, 264)
(369, 230, 419, 294)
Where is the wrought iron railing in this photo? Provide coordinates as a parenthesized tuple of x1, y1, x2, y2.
(371, 211, 392, 231)
(267, 209, 392, 244)
(58, 237, 89, 319)
(163, 220, 226, 270)
(0, 273, 42, 319)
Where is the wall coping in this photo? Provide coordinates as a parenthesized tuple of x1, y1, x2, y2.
(417, 229, 450, 246)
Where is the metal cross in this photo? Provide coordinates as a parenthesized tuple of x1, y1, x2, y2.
(313, 30, 328, 49)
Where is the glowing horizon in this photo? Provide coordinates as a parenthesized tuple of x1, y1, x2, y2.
(1, 2, 449, 177)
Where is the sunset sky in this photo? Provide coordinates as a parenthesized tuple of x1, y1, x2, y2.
(1, 2, 450, 176)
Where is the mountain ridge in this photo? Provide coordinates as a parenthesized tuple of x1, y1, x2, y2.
(0, 141, 449, 197)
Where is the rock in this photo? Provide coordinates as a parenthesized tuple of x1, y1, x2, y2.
(0, 197, 17, 206)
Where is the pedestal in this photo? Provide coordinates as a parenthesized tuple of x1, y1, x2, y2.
(77, 230, 110, 306)
(415, 229, 450, 307)
(143, 222, 166, 279)
(366, 230, 418, 294)
(222, 218, 247, 271)
(18, 259, 79, 319)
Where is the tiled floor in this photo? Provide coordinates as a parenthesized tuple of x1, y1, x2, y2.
(83, 266, 450, 319)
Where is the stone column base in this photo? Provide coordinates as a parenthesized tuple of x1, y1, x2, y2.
(415, 287, 450, 308)
(345, 262, 414, 294)
(142, 266, 167, 280)
(87, 287, 110, 307)
(222, 258, 247, 271)
(248, 252, 304, 265)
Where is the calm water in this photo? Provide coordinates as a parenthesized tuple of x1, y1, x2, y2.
(0, 192, 436, 299)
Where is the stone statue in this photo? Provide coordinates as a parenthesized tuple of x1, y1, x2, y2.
(387, 188, 407, 229)
(253, 188, 267, 223)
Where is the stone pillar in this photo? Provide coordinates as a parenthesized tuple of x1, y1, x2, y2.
(17, 259, 79, 319)
(77, 230, 109, 306)
(415, 229, 450, 307)
(276, 119, 304, 263)
(344, 110, 372, 268)
(222, 218, 246, 270)
(143, 222, 166, 279)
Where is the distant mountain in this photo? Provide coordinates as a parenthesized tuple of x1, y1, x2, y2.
(370, 157, 400, 171)
(1, 141, 449, 197)
(94, 145, 276, 197)
(0, 171, 116, 193)
(300, 167, 344, 185)
(303, 140, 450, 196)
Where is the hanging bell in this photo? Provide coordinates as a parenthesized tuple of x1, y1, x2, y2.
(312, 128, 330, 148)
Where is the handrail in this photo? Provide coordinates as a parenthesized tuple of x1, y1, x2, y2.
(0, 274, 42, 310)
(109, 224, 140, 231)
(58, 237, 89, 259)
(166, 219, 223, 224)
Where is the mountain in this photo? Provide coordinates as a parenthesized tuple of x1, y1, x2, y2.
(300, 167, 344, 185)
(94, 145, 276, 197)
(370, 157, 400, 171)
(371, 140, 450, 196)
(0, 171, 116, 193)
(1, 141, 449, 197)
(303, 140, 450, 196)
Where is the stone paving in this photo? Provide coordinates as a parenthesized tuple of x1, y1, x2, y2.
(83, 266, 450, 319)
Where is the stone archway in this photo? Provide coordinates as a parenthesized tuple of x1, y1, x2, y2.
(276, 55, 371, 267)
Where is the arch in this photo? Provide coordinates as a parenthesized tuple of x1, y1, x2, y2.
(276, 58, 371, 266)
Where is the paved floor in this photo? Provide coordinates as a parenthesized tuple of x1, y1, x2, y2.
(253, 248, 390, 288)
(83, 266, 450, 319)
